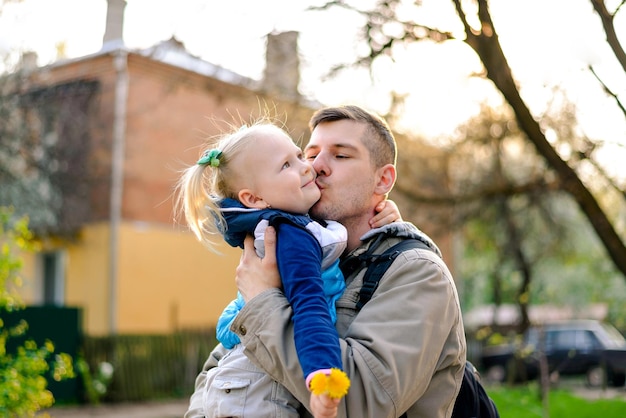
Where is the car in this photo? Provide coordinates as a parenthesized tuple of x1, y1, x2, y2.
(479, 319, 626, 387)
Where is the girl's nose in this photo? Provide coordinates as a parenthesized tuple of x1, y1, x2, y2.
(301, 160, 313, 174)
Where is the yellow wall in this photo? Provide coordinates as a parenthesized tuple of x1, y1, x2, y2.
(15, 225, 110, 335)
(64, 223, 111, 335)
(17, 221, 241, 336)
(116, 221, 240, 335)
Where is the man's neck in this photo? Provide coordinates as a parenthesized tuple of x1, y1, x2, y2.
(343, 214, 375, 252)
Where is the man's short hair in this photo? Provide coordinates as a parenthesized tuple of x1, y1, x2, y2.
(309, 105, 397, 168)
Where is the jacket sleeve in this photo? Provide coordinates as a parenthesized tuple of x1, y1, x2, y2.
(232, 247, 465, 418)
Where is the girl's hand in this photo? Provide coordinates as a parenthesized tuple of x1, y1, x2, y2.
(370, 199, 403, 228)
(310, 393, 340, 418)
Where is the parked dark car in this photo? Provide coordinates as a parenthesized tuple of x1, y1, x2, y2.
(479, 319, 626, 387)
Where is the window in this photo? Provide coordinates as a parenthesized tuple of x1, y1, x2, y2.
(40, 251, 65, 305)
(545, 330, 577, 350)
(577, 330, 600, 350)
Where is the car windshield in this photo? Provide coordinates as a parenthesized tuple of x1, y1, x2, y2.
(600, 323, 626, 348)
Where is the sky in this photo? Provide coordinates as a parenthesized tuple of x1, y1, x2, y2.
(0, 0, 625, 176)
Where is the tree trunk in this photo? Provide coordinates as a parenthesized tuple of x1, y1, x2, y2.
(452, 0, 626, 278)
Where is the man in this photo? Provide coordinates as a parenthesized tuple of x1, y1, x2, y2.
(187, 105, 466, 418)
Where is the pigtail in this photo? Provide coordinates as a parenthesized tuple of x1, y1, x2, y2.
(176, 115, 283, 252)
(176, 158, 226, 253)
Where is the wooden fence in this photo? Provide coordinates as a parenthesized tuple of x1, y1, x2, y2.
(82, 330, 218, 403)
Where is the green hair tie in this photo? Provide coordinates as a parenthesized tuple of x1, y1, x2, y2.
(197, 149, 222, 167)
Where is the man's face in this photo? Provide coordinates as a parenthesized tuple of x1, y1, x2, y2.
(304, 119, 377, 224)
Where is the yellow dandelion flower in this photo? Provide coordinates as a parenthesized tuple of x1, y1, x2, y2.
(309, 368, 350, 399)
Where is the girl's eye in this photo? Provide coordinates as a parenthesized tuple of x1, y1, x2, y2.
(282, 161, 290, 169)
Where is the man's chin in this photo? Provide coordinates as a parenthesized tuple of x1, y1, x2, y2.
(309, 202, 325, 220)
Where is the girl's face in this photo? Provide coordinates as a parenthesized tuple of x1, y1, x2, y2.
(236, 129, 320, 215)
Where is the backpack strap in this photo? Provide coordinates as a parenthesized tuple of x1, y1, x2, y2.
(357, 238, 500, 418)
(356, 238, 434, 311)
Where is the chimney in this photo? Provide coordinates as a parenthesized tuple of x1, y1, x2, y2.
(102, 0, 127, 47)
(18, 51, 38, 72)
(263, 31, 300, 101)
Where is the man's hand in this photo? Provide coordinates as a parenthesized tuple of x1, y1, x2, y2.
(235, 226, 281, 302)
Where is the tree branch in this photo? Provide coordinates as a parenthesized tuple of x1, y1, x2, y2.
(590, 0, 626, 73)
(588, 64, 626, 120)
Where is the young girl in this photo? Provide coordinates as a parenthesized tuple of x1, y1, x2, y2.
(177, 120, 400, 417)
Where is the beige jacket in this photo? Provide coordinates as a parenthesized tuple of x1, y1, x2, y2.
(186, 223, 466, 418)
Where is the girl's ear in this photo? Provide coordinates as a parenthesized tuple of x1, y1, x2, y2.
(238, 189, 267, 209)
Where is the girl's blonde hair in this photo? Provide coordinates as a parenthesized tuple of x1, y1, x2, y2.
(175, 118, 292, 252)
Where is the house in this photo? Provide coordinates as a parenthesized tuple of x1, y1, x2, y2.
(5, 0, 315, 336)
(3, 0, 454, 338)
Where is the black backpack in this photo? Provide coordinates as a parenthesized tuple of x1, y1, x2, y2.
(342, 237, 499, 418)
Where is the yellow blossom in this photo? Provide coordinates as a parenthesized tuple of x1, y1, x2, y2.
(309, 368, 350, 399)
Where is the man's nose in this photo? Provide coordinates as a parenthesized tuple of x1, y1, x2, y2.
(311, 156, 328, 176)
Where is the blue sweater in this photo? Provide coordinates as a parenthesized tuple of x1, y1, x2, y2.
(215, 198, 347, 378)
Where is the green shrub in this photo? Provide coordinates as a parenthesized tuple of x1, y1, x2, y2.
(0, 207, 74, 417)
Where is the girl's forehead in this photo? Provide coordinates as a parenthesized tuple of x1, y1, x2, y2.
(253, 129, 295, 148)
(239, 131, 293, 163)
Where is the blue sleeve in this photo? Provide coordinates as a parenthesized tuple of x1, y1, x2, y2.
(321, 260, 344, 324)
(275, 222, 343, 378)
(216, 292, 245, 349)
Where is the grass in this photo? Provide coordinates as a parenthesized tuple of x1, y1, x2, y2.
(486, 382, 626, 418)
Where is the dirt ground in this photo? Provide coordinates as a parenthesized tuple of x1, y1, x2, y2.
(40, 380, 625, 418)
(568, 385, 626, 401)
(40, 398, 189, 418)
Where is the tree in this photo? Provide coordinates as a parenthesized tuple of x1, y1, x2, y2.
(317, 0, 626, 279)
(451, 0, 625, 276)
(447, 103, 626, 329)
(0, 64, 97, 237)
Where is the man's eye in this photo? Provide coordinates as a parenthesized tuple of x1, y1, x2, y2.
(305, 154, 317, 160)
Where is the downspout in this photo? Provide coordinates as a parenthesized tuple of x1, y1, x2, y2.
(109, 49, 129, 334)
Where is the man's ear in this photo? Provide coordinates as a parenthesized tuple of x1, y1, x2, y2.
(238, 189, 267, 209)
(374, 164, 396, 196)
